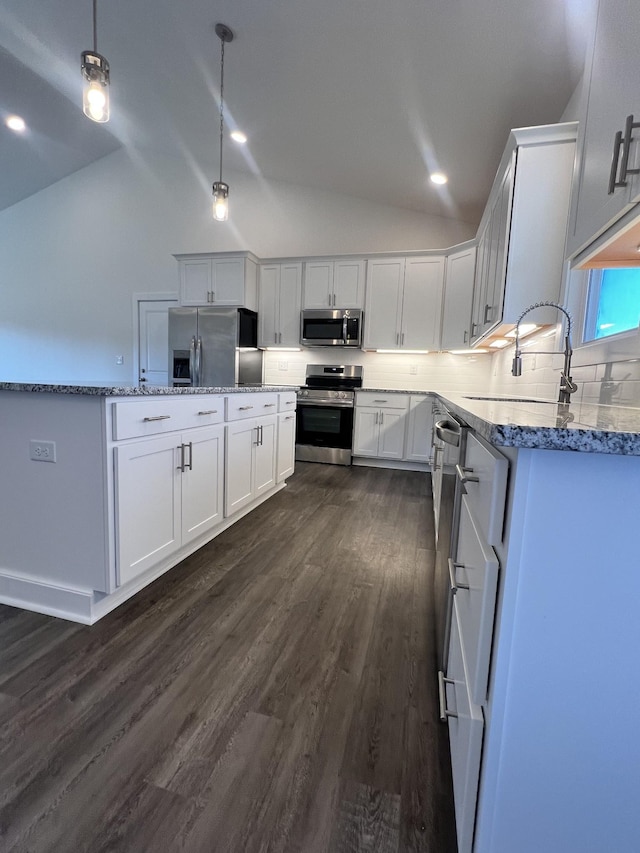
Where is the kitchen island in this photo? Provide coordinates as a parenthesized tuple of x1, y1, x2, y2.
(427, 392, 640, 853)
(0, 383, 297, 624)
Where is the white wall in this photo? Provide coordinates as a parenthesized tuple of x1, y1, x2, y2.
(0, 147, 474, 384)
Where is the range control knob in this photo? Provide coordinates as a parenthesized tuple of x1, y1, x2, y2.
(300, 389, 308, 396)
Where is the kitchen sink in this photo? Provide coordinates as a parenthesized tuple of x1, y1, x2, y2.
(463, 396, 558, 404)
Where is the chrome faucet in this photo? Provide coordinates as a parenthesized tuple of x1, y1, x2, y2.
(511, 301, 578, 405)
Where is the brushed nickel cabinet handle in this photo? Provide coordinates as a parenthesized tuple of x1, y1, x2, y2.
(455, 464, 479, 485)
(438, 670, 458, 722)
(197, 410, 218, 415)
(448, 558, 469, 594)
(284, 415, 295, 420)
(263, 403, 276, 408)
(239, 405, 254, 411)
(177, 444, 185, 472)
(143, 415, 171, 422)
(185, 441, 193, 470)
(608, 130, 625, 194)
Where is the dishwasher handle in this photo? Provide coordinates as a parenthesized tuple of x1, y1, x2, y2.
(435, 418, 462, 446)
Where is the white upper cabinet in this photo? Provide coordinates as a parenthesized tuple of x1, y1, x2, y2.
(302, 259, 365, 309)
(568, 0, 640, 259)
(258, 262, 302, 347)
(176, 253, 258, 309)
(469, 123, 577, 344)
(441, 245, 476, 350)
(364, 256, 444, 350)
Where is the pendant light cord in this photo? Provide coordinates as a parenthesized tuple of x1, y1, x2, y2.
(219, 36, 225, 183)
(93, 0, 98, 52)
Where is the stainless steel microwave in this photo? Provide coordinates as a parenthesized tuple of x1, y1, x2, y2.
(300, 309, 363, 347)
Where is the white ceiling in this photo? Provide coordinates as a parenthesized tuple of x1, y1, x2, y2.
(0, 0, 595, 225)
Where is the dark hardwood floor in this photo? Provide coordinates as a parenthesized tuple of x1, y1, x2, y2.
(0, 462, 457, 853)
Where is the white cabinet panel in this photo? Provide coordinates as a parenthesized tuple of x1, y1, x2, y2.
(177, 254, 257, 308)
(333, 260, 364, 308)
(225, 420, 257, 516)
(377, 409, 406, 460)
(179, 259, 212, 306)
(181, 425, 224, 546)
(276, 412, 296, 483)
(403, 256, 445, 350)
(259, 262, 302, 347)
(258, 265, 279, 347)
(303, 259, 364, 309)
(353, 408, 380, 457)
(114, 435, 181, 585)
(212, 257, 245, 304)
(254, 417, 277, 496)
(462, 432, 508, 546)
(405, 395, 432, 463)
(303, 261, 334, 308)
(441, 247, 476, 350)
(454, 496, 499, 706)
(445, 600, 484, 853)
(364, 258, 404, 349)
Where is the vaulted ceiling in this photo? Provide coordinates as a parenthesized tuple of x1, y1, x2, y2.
(0, 0, 595, 224)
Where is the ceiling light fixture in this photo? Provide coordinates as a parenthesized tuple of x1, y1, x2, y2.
(231, 130, 247, 144)
(81, 0, 110, 123)
(212, 23, 234, 222)
(430, 172, 448, 185)
(6, 115, 26, 132)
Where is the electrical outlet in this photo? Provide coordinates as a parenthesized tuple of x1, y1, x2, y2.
(116, 355, 124, 365)
(30, 440, 57, 463)
(278, 361, 288, 371)
(409, 364, 418, 375)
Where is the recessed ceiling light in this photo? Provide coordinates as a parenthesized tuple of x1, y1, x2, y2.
(6, 115, 26, 132)
(230, 130, 247, 144)
(430, 172, 448, 185)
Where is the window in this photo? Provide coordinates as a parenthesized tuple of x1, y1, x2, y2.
(584, 268, 640, 341)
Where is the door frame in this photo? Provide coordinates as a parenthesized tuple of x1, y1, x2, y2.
(132, 291, 178, 385)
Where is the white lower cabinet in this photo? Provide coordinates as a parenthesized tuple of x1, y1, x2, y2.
(114, 424, 224, 586)
(225, 415, 277, 517)
(353, 406, 406, 459)
(443, 600, 484, 853)
(405, 395, 433, 463)
(277, 411, 296, 483)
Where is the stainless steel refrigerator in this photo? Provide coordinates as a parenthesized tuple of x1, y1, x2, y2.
(168, 307, 263, 387)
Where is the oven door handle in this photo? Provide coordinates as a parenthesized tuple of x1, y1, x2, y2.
(297, 399, 354, 409)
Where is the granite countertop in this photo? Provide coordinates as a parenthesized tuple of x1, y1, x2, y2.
(439, 394, 640, 456)
(0, 382, 298, 397)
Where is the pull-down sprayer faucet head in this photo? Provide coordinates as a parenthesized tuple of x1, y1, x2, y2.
(510, 301, 577, 404)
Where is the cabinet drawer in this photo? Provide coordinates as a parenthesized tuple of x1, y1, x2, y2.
(112, 397, 225, 440)
(453, 496, 499, 706)
(458, 432, 508, 546)
(278, 392, 297, 413)
(442, 599, 484, 853)
(226, 393, 279, 421)
(356, 392, 409, 409)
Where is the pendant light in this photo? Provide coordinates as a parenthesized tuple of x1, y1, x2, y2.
(81, 0, 110, 123)
(212, 23, 234, 221)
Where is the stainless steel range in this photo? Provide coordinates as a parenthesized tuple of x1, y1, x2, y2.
(295, 365, 363, 466)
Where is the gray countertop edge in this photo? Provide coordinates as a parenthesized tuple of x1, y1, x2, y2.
(0, 383, 299, 397)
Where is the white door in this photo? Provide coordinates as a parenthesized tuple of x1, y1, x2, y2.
(405, 396, 432, 463)
(303, 261, 334, 309)
(254, 416, 277, 497)
(353, 408, 380, 457)
(333, 260, 364, 308)
(279, 263, 303, 346)
(377, 409, 406, 459)
(441, 248, 476, 350)
(259, 265, 280, 347)
(180, 259, 212, 305)
(114, 435, 181, 585)
(277, 413, 296, 483)
(211, 257, 244, 304)
(363, 258, 404, 349)
(402, 257, 445, 350)
(225, 420, 258, 517)
(181, 425, 225, 546)
(138, 298, 177, 386)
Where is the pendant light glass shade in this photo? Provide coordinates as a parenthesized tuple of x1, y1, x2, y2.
(212, 181, 229, 221)
(81, 0, 110, 123)
(81, 51, 110, 122)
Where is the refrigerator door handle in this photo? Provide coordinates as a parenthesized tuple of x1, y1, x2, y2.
(189, 337, 197, 385)
(195, 337, 203, 386)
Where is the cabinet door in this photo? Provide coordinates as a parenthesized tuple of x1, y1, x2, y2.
(254, 416, 277, 497)
(471, 225, 489, 341)
(258, 265, 280, 347)
(181, 426, 224, 546)
(114, 435, 181, 585)
(211, 257, 245, 305)
(277, 413, 296, 483)
(333, 260, 365, 308)
(446, 600, 484, 853)
(303, 262, 334, 309)
(484, 166, 512, 333)
(441, 248, 476, 350)
(363, 258, 404, 349)
(279, 263, 303, 346)
(180, 259, 212, 305)
(401, 257, 445, 350)
(570, 0, 640, 256)
(225, 420, 258, 517)
(377, 408, 406, 459)
(353, 407, 380, 456)
(405, 395, 432, 462)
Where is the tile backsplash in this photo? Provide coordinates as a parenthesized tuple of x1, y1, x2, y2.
(264, 349, 493, 393)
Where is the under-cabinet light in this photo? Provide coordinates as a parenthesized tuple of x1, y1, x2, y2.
(376, 349, 429, 354)
(264, 347, 301, 351)
(449, 348, 489, 355)
(489, 339, 510, 348)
